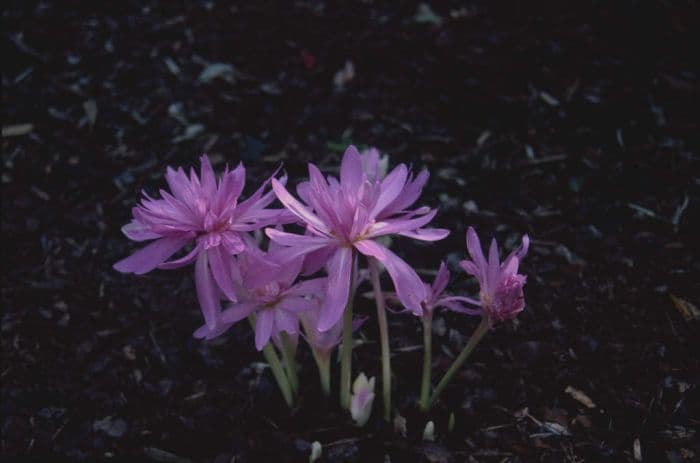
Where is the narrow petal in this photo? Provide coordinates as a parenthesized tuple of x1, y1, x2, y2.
(122, 220, 161, 241)
(265, 228, 333, 248)
(255, 309, 275, 351)
(318, 247, 353, 331)
(366, 208, 438, 239)
(370, 164, 408, 219)
(340, 145, 364, 194)
(158, 242, 202, 269)
(398, 227, 450, 241)
(301, 245, 336, 275)
(432, 261, 450, 296)
(199, 155, 217, 198)
(195, 251, 221, 329)
(114, 236, 190, 274)
(285, 277, 327, 297)
(487, 238, 500, 293)
(384, 168, 429, 213)
(438, 299, 483, 315)
(271, 179, 330, 235)
(465, 227, 487, 280)
(459, 260, 481, 279)
(277, 295, 318, 313)
(275, 308, 299, 334)
(221, 301, 256, 324)
(208, 245, 237, 301)
(193, 322, 232, 340)
(354, 239, 427, 314)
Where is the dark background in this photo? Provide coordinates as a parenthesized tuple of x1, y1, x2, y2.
(2, 1, 699, 462)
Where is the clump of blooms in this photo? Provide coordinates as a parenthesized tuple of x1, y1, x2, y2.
(114, 156, 290, 331)
(114, 145, 533, 417)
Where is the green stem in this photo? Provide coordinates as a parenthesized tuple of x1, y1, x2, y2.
(311, 349, 331, 397)
(279, 331, 299, 396)
(418, 312, 433, 411)
(426, 317, 490, 410)
(368, 256, 392, 421)
(249, 316, 294, 408)
(339, 250, 357, 410)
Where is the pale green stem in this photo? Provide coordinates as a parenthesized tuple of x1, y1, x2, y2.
(368, 256, 392, 421)
(248, 316, 294, 408)
(339, 250, 357, 410)
(311, 348, 331, 397)
(279, 331, 299, 396)
(426, 317, 490, 410)
(418, 312, 433, 411)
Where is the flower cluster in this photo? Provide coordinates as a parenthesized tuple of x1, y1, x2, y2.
(115, 145, 531, 417)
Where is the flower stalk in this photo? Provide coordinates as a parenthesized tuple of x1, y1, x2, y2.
(311, 350, 331, 397)
(418, 311, 433, 411)
(249, 316, 294, 408)
(368, 257, 392, 421)
(339, 251, 357, 409)
(426, 316, 490, 410)
(279, 331, 299, 396)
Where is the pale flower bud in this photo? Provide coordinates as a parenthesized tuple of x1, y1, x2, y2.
(350, 372, 376, 427)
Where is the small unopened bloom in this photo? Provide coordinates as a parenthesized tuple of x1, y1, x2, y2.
(350, 373, 376, 426)
(457, 227, 529, 324)
(114, 156, 290, 330)
(267, 145, 449, 330)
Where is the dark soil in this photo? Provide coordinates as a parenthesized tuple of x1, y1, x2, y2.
(2, 1, 699, 462)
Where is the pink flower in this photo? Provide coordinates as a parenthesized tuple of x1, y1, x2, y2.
(114, 155, 290, 330)
(266, 145, 449, 331)
(457, 227, 530, 324)
(194, 249, 325, 350)
(390, 261, 482, 318)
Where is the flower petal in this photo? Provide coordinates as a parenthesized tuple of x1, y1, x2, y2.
(255, 309, 275, 351)
(122, 220, 161, 241)
(195, 251, 221, 329)
(318, 247, 353, 331)
(340, 145, 364, 194)
(221, 301, 256, 324)
(366, 208, 438, 239)
(398, 227, 450, 241)
(114, 236, 191, 274)
(158, 242, 202, 269)
(370, 164, 407, 218)
(354, 239, 426, 314)
(271, 179, 330, 235)
(275, 308, 299, 334)
(432, 261, 450, 296)
(208, 245, 237, 301)
(465, 227, 487, 281)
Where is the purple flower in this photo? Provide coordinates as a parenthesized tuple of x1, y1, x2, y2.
(114, 155, 289, 330)
(390, 261, 482, 318)
(194, 249, 326, 350)
(266, 145, 449, 331)
(457, 227, 530, 324)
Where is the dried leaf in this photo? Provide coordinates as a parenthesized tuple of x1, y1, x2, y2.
(2, 123, 34, 137)
(670, 294, 700, 321)
(198, 63, 235, 83)
(83, 99, 98, 127)
(172, 124, 205, 143)
(565, 385, 596, 408)
(414, 4, 443, 25)
(333, 61, 355, 91)
(539, 91, 560, 106)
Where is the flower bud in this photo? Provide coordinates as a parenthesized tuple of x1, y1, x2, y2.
(350, 372, 376, 427)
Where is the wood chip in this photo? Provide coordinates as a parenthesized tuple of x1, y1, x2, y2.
(83, 99, 98, 127)
(2, 123, 34, 137)
(669, 294, 700, 321)
(565, 385, 596, 408)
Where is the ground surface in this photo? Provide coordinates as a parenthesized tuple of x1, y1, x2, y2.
(2, 1, 699, 462)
